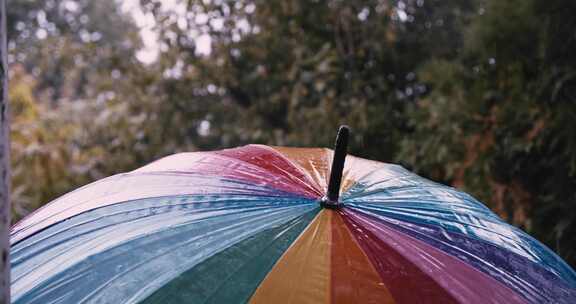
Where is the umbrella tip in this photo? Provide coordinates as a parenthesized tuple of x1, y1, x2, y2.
(321, 125, 349, 209)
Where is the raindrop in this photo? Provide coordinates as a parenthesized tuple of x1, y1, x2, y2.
(35, 28, 47, 39)
(406, 72, 416, 81)
(357, 8, 370, 21)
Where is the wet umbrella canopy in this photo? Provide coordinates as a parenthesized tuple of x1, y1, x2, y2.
(10, 127, 576, 303)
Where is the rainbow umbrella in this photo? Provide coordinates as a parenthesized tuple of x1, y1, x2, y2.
(10, 127, 576, 303)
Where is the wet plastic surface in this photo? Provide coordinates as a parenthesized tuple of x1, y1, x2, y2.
(10, 144, 576, 303)
(250, 210, 332, 304)
(331, 210, 394, 303)
(13, 196, 317, 303)
(142, 209, 319, 304)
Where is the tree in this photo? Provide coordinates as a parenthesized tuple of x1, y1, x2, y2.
(7, 0, 148, 222)
(137, 0, 475, 159)
(399, 0, 576, 265)
(7, 0, 141, 105)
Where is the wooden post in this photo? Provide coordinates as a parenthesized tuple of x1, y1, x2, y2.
(0, 0, 9, 302)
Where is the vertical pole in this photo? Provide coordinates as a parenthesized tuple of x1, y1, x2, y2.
(0, 0, 9, 302)
(322, 125, 349, 208)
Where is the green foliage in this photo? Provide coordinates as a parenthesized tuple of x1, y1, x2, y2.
(400, 0, 576, 264)
(7, 0, 576, 266)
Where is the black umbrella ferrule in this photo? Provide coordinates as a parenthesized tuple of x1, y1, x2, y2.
(321, 125, 349, 209)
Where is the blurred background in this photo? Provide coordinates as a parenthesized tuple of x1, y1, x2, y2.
(6, 0, 576, 266)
